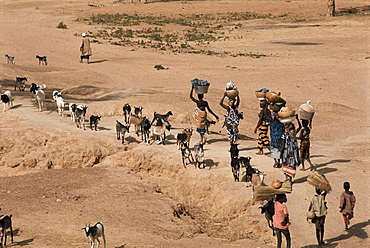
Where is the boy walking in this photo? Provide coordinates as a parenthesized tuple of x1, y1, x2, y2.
(308, 188, 328, 247)
(339, 182, 356, 230)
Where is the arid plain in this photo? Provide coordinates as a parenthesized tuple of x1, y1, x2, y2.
(0, 0, 369, 247)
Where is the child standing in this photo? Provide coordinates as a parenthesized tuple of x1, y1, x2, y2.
(339, 182, 356, 230)
(273, 194, 291, 248)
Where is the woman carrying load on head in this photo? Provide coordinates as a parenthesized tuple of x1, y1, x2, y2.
(190, 86, 219, 144)
(280, 119, 301, 182)
(254, 99, 272, 155)
(220, 87, 241, 145)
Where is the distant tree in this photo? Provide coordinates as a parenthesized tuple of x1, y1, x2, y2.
(327, 0, 335, 16)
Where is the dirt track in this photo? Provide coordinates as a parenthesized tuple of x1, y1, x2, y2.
(0, 0, 369, 247)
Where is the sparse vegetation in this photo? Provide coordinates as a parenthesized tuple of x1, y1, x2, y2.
(56, 21, 67, 29)
(78, 11, 278, 57)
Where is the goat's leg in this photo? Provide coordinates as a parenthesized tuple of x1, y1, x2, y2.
(252, 185, 255, 199)
(10, 225, 13, 243)
(102, 234, 106, 248)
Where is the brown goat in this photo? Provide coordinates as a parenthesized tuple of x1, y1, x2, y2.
(129, 114, 144, 135)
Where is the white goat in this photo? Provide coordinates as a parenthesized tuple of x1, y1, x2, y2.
(150, 119, 166, 145)
(35, 89, 45, 111)
(0, 215, 14, 248)
(1, 91, 14, 111)
(75, 105, 88, 130)
(69, 103, 77, 122)
(56, 95, 67, 117)
(250, 170, 267, 199)
(82, 222, 106, 248)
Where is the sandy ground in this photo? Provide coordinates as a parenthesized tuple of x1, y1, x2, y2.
(0, 0, 369, 247)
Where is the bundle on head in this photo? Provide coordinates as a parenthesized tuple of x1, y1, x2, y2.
(254, 186, 284, 201)
(307, 171, 332, 193)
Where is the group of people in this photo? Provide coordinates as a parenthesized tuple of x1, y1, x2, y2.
(274, 182, 356, 248)
(189, 84, 357, 247)
(190, 81, 242, 145)
(254, 93, 314, 182)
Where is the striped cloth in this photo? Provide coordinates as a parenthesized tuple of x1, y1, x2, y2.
(282, 165, 297, 177)
(258, 123, 270, 148)
(300, 139, 310, 160)
(194, 108, 207, 129)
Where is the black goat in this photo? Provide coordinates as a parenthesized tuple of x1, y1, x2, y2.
(140, 117, 151, 144)
(0, 215, 14, 248)
(123, 103, 131, 124)
(116, 120, 130, 144)
(14, 77, 27, 91)
(134, 106, 143, 117)
(36, 55, 47, 65)
(229, 144, 240, 181)
(90, 115, 101, 131)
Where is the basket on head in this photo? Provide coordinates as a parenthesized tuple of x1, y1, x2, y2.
(307, 171, 332, 193)
(266, 92, 283, 103)
(226, 90, 238, 99)
(278, 109, 296, 119)
(299, 100, 315, 120)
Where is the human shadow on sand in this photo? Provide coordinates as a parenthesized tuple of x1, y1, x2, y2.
(326, 220, 370, 242)
(88, 60, 107, 64)
(293, 167, 337, 184)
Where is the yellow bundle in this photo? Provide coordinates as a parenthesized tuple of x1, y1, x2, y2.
(307, 171, 332, 193)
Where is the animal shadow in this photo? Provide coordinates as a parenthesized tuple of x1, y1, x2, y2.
(204, 159, 219, 169)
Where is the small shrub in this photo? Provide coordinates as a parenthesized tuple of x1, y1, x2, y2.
(57, 21, 67, 29)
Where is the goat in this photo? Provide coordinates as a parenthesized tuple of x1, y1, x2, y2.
(35, 89, 45, 111)
(205, 119, 216, 134)
(82, 222, 106, 248)
(14, 77, 27, 91)
(150, 119, 166, 145)
(5, 55, 14, 64)
(122, 103, 131, 124)
(152, 111, 173, 127)
(75, 105, 88, 130)
(260, 199, 275, 236)
(134, 106, 143, 118)
(1, 91, 13, 111)
(181, 142, 194, 168)
(90, 115, 101, 131)
(176, 127, 193, 150)
(36, 55, 47, 65)
(30, 83, 46, 101)
(129, 114, 143, 136)
(56, 95, 67, 116)
(52, 91, 61, 104)
(69, 103, 77, 122)
(0, 215, 14, 248)
(193, 143, 205, 169)
(140, 117, 151, 144)
(239, 156, 254, 183)
(250, 169, 267, 199)
(229, 144, 240, 181)
(116, 120, 130, 144)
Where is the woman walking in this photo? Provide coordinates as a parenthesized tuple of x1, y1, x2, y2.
(254, 100, 272, 155)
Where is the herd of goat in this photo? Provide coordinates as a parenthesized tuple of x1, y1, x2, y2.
(1, 72, 267, 247)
